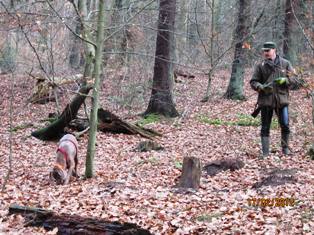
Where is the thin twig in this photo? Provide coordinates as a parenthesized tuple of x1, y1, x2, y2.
(103, 0, 155, 43)
(290, 1, 314, 52)
(45, 0, 97, 48)
(0, 1, 49, 77)
(1, 73, 14, 192)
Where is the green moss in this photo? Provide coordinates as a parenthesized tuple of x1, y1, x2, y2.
(174, 160, 182, 169)
(136, 114, 160, 126)
(10, 123, 33, 132)
(196, 212, 223, 222)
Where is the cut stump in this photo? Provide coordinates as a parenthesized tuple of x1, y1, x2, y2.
(8, 204, 152, 235)
(177, 157, 201, 190)
(309, 144, 314, 160)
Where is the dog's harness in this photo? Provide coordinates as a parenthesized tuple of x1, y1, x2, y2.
(55, 139, 78, 170)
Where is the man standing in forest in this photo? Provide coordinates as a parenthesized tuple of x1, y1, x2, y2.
(250, 41, 299, 158)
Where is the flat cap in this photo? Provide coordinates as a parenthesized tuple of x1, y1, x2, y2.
(262, 41, 277, 50)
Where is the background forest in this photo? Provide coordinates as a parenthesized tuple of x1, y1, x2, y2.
(0, 0, 314, 234)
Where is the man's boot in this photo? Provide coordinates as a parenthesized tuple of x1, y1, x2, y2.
(261, 136, 270, 157)
(281, 133, 290, 155)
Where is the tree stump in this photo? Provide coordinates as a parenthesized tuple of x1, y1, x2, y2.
(308, 144, 314, 160)
(177, 157, 201, 190)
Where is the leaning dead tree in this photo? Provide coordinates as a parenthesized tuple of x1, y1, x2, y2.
(32, 105, 161, 141)
(31, 85, 92, 140)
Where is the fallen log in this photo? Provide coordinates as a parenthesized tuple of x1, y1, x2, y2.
(174, 69, 195, 80)
(31, 85, 92, 140)
(204, 158, 245, 176)
(8, 204, 152, 235)
(28, 74, 85, 104)
(97, 108, 161, 140)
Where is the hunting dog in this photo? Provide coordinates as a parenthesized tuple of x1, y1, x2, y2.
(50, 134, 78, 185)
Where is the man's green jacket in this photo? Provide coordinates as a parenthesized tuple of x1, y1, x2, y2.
(250, 55, 299, 108)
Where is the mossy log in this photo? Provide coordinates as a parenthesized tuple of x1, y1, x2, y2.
(8, 204, 152, 235)
(31, 85, 92, 141)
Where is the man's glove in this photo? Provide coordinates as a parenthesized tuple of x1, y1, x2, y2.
(275, 77, 287, 85)
(256, 83, 264, 91)
(256, 82, 273, 93)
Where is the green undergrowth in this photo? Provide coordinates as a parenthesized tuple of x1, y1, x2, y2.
(196, 212, 223, 222)
(199, 113, 279, 128)
(10, 123, 33, 132)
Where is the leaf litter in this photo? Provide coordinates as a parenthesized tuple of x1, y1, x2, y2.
(0, 71, 313, 234)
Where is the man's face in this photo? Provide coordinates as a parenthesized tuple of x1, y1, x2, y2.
(263, 48, 276, 60)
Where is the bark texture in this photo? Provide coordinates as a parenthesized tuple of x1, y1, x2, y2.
(144, 0, 179, 118)
(224, 0, 251, 100)
(177, 157, 201, 190)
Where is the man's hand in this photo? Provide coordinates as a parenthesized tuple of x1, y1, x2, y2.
(256, 83, 264, 92)
(275, 77, 287, 85)
(256, 83, 273, 93)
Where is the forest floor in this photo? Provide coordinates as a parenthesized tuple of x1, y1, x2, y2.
(0, 70, 313, 234)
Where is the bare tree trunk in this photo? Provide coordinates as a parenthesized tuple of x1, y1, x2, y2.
(272, 0, 283, 42)
(78, 0, 96, 81)
(85, 0, 106, 178)
(1, 73, 14, 192)
(224, 0, 251, 100)
(312, 91, 314, 126)
(202, 0, 215, 102)
(111, 0, 126, 65)
(283, 0, 297, 63)
(144, 0, 179, 118)
(68, 7, 84, 69)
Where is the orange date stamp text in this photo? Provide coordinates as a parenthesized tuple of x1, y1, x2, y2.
(247, 197, 295, 207)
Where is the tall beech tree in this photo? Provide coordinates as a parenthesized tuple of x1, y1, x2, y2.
(283, 0, 297, 64)
(224, 0, 251, 100)
(144, 0, 179, 117)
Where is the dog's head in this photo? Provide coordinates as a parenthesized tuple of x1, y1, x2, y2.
(50, 165, 66, 185)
